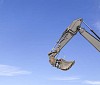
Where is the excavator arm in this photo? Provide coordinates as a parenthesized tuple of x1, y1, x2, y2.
(48, 18, 100, 71)
(48, 18, 83, 57)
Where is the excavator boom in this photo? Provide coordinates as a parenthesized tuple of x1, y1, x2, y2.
(79, 28, 100, 51)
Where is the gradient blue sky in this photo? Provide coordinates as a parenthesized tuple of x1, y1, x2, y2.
(0, 0, 100, 85)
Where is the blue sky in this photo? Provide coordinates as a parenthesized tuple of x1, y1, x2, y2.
(0, 0, 100, 85)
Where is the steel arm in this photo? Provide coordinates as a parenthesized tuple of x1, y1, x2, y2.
(48, 18, 83, 57)
(79, 28, 100, 52)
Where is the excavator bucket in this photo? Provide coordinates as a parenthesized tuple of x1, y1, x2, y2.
(59, 59, 75, 71)
(49, 56, 75, 71)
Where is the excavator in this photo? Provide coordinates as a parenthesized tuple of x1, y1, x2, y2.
(48, 18, 100, 71)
